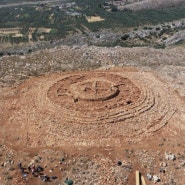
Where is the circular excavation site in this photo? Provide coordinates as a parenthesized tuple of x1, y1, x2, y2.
(0, 69, 177, 147)
(47, 73, 141, 123)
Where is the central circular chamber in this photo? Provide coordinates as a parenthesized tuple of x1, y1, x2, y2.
(70, 78, 119, 101)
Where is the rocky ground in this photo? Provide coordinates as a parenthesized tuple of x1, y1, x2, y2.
(119, 19, 185, 47)
(0, 45, 185, 185)
(1, 45, 185, 95)
(112, 0, 184, 11)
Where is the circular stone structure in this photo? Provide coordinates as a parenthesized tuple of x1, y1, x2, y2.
(47, 73, 141, 121)
(69, 78, 119, 101)
(0, 69, 177, 147)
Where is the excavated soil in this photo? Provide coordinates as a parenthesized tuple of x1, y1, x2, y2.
(0, 69, 178, 148)
(0, 46, 185, 185)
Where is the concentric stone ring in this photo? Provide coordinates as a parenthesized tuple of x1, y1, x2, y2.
(0, 70, 177, 147)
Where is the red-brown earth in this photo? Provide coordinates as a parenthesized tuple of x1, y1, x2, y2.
(0, 46, 185, 185)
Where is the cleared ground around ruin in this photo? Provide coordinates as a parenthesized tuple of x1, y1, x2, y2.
(0, 69, 178, 148)
(0, 46, 185, 184)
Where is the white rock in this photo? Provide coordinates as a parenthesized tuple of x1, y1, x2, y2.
(153, 175, 160, 183)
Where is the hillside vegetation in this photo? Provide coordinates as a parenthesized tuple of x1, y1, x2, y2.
(0, 0, 185, 53)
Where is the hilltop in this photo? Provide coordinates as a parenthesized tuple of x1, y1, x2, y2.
(0, 1, 185, 185)
(0, 45, 185, 184)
